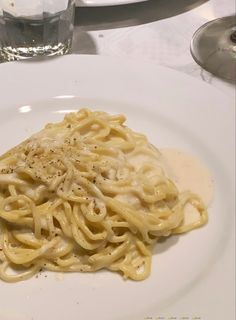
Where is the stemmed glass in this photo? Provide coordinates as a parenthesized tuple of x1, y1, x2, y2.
(191, 15, 236, 82)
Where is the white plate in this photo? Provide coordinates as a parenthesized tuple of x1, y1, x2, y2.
(0, 55, 234, 320)
(76, 0, 146, 7)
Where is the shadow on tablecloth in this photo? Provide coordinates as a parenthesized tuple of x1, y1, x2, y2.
(72, 29, 98, 55)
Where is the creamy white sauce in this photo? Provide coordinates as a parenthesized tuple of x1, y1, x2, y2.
(124, 147, 214, 224)
(127, 146, 213, 207)
(30, 127, 68, 148)
(159, 148, 214, 207)
(127, 153, 159, 170)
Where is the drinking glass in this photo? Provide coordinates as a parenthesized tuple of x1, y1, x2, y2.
(191, 15, 236, 82)
(0, 0, 75, 61)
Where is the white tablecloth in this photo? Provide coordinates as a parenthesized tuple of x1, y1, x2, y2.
(73, 0, 235, 97)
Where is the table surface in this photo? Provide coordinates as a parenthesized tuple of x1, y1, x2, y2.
(0, 2, 235, 319)
(72, 0, 235, 98)
(0, 0, 235, 97)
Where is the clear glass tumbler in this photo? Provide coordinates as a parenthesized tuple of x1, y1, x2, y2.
(0, 0, 75, 61)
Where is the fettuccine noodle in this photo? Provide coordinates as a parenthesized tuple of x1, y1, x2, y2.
(0, 109, 207, 282)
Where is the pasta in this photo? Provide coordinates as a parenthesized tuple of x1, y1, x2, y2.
(0, 109, 208, 282)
